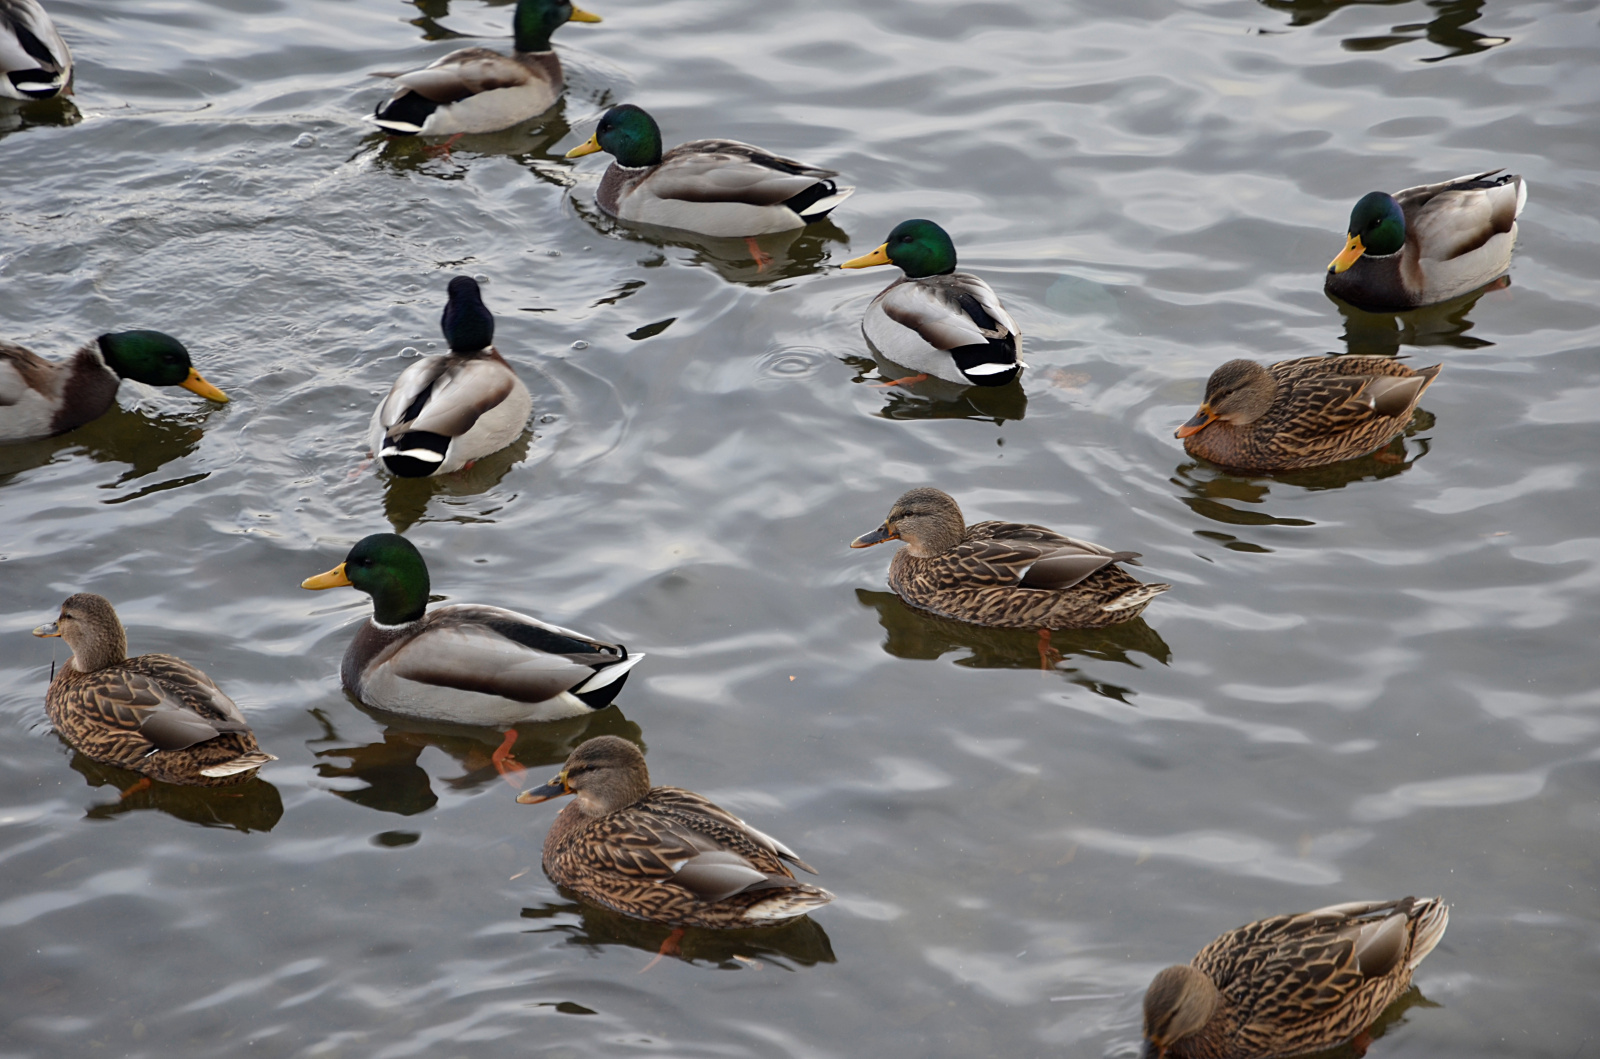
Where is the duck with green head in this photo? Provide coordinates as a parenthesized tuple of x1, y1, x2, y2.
(302, 533, 644, 738)
(371, 0, 602, 139)
(1325, 169, 1525, 311)
(841, 219, 1022, 388)
(563, 103, 855, 242)
(0, 329, 227, 443)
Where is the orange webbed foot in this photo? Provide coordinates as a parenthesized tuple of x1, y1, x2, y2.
(639, 927, 686, 973)
(491, 729, 526, 790)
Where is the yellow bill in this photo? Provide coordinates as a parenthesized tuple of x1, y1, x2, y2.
(841, 243, 891, 269)
(301, 563, 353, 590)
(180, 368, 229, 403)
(565, 133, 602, 158)
(569, 5, 602, 22)
(1328, 233, 1366, 274)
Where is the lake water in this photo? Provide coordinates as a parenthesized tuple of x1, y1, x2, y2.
(2, 0, 1597, 1056)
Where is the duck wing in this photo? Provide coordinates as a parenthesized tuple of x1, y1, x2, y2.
(75, 655, 253, 752)
(0, 0, 71, 98)
(941, 523, 1143, 590)
(0, 340, 56, 405)
(373, 351, 518, 443)
(879, 273, 1019, 350)
(374, 48, 532, 105)
(1398, 169, 1524, 262)
(380, 605, 633, 705)
(643, 139, 844, 207)
(1269, 357, 1440, 438)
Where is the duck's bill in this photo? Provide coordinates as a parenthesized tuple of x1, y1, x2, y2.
(516, 773, 571, 804)
(850, 525, 898, 548)
(301, 563, 352, 590)
(1328, 234, 1366, 274)
(569, 5, 602, 21)
(841, 244, 891, 269)
(564, 134, 602, 158)
(32, 622, 60, 638)
(1174, 408, 1215, 439)
(180, 368, 229, 403)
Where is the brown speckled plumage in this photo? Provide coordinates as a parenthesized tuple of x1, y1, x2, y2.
(36, 594, 274, 787)
(1179, 356, 1440, 474)
(852, 488, 1168, 630)
(524, 737, 831, 929)
(1144, 897, 1450, 1059)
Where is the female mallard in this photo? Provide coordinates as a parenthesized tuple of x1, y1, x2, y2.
(371, 0, 600, 138)
(0, 330, 227, 443)
(368, 275, 532, 477)
(563, 103, 854, 245)
(32, 594, 275, 787)
(841, 219, 1022, 388)
(850, 488, 1168, 632)
(302, 533, 643, 734)
(1325, 170, 1526, 311)
(1175, 356, 1440, 473)
(0, 0, 72, 101)
(518, 736, 832, 934)
(1143, 896, 1449, 1059)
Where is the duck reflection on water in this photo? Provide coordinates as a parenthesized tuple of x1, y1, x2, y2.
(0, 402, 212, 489)
(374, 427, 534, 533)
(841, 352, 1028, 424)
(518, 897, 836, 971)
(1257, 0, 1510, 63)
(1331, 279, 1506, 359)
(309, 705, 641, 817)
(69, 753, 283, 832)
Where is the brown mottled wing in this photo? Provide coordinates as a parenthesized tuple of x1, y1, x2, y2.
(950, 522, 1142, 590)
(644, 140, 838, 206)
(381, 49, 532, 104)
(71, 655, 250, 751)
(1264, 358, 1437, 452)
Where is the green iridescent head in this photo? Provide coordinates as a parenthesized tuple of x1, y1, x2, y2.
(97, 330, 228, 401)
(566, 104, 662, 168)
(513, 0, 601, 54)
(302, 533, 431, 626)
(843, 219, 958, 279)
(1330, 191, 1405, 273)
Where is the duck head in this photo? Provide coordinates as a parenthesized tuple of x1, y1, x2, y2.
(851, 486, 966, 557)
(441, 275, 495, 353)
(33, 593, 128, 673)
(97, 330, 227, 402)
(1141, 964, 1220, 1059)
(565, 104, 662, 168)
(1175, 359, 1277, 438)
(516, 735, 651, 816)
(302, 533, 431, 626)
(842, 218, 958, 279)
(512, 0, 601, 53)
(1329, 191, 1405, 273)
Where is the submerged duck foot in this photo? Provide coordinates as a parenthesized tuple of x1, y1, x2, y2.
(743, 237, 774, 272)
(120, 776, 153, 800)
(491, 729, 527, 789)
(639, 927, 686, 973)
(871, 373, 930, 388)
(1037, 628, 1062, 672)
(423, 134, 464, 161)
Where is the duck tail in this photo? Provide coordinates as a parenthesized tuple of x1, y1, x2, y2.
(199, 751, 277, 779)
(786, 183, 855, 223)
(571, 653, 646, 709)
(1102, 582, 1171, 613)
(1406, 897, 1450, 970)
(743, 884, 834, 922)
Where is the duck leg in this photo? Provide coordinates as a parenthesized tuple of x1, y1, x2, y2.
(490, 729, 526, 789)
(639, 927, 685, 973)
(1037, 629, 1061, 672)
(872, 374, 930, 388)
(744, 237, 774, 272)
(120, 777, 152, 800)
(424, 134, 463, 160)
(1350, 1028, 1372, 1058)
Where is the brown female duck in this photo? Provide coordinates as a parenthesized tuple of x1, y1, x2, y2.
(33, 593, 274, 787)
(1176, 356, 1440, 473)
(850, 487, 1168, 631)
(1143, 896, 1449, 1059)
(518, 736, 832, 934)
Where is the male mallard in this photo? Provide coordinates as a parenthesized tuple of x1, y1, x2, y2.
(0, 0, 71, 101)
(563, 103, 854, 244)
(518, 736, 832, 938)
(841, 219, 1023, 388)
(0, 330, 227, 443)
(32, 594, 275, 787)
(1143, 896, 1449, 1059)
(371, 0, 600, 138)
(850, 488, 1169, 637)
(302, 533, 643, 737)
(368, 276, 532, 477)
(1175, 356, 1440, 473)
(1325, 170, 1526, 311)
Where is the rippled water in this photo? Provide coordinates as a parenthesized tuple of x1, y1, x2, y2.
(3, 0, 1598, 1055)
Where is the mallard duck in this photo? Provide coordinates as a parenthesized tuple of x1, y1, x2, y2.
(563, 103, 855, 240)
(0, 0, 71, 101)
(841, 219, 1023, 388)
(0, 330, 227, 443)
(302, 533, 643, 734)
(1325, 170, 1526, 311)
(518, 735, 832, 934)
(371, 0, 600, 138)
(32, 594, 275, 787)
(850, 488, 1169, 633)
(1175, 355, 1440, 473)
(367, 276, 532, 477)
(1143, 896, 1450, 1059)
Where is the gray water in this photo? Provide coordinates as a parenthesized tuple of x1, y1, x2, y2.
(2, 0, 1598, 1056)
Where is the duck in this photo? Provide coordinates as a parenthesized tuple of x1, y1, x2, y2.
(1142, 896, 1450, 1059)
(0, 330, 228, 443)
(368, 275, 533, 477)
(518, 735, 832, 942)
(302, 533, 644, 743)
(32, 593, 275, 788)
(1325, 169, 1526, 311)
(841, 219, 1023, 388)
(1175, 355, 1441, 473)
(563, 103, 854, 247)
(850, 488, 1169, 638)
(0, 0, 72, 101)
(370, 0, 600, 138)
